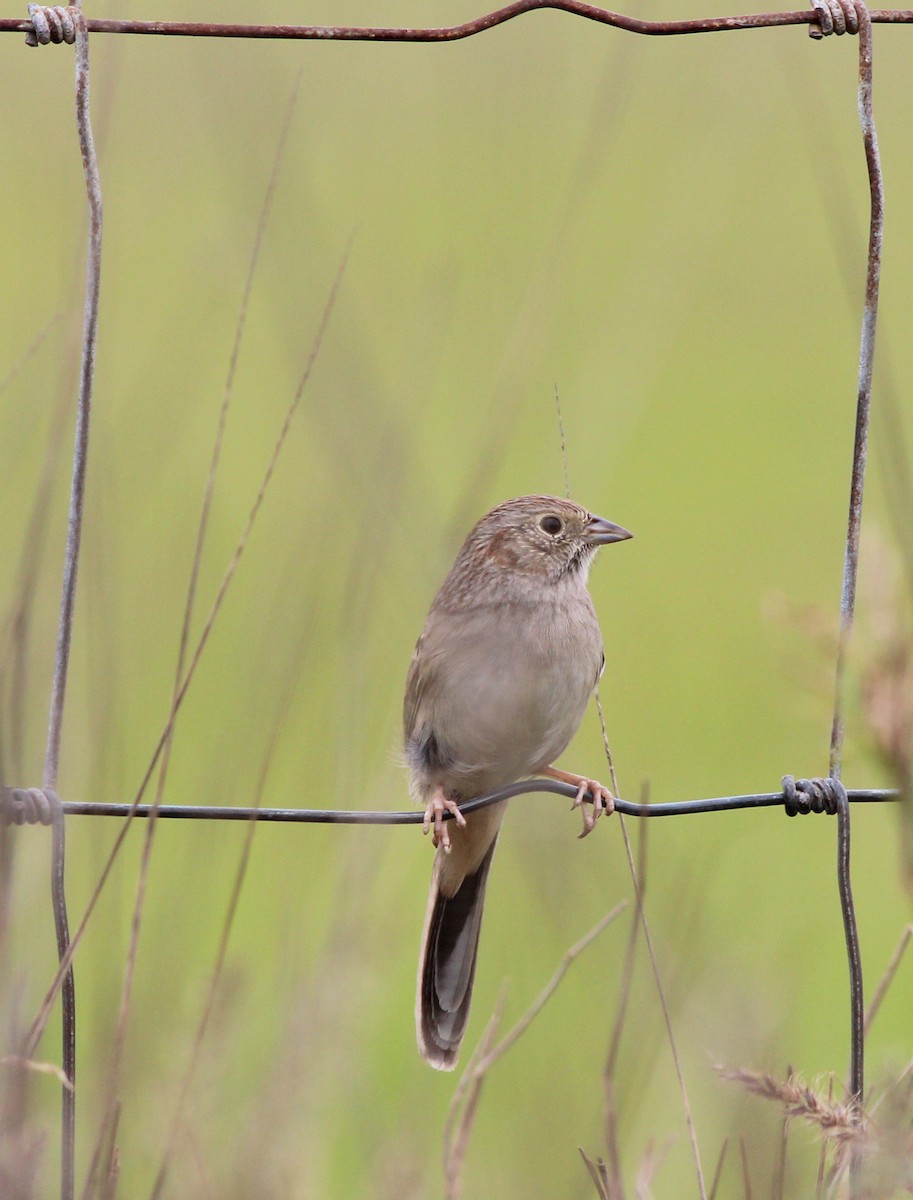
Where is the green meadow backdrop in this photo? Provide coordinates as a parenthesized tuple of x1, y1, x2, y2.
(1, 2, 912, 1196)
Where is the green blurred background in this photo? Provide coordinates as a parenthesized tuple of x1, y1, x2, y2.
(1, 1, 912, 1196)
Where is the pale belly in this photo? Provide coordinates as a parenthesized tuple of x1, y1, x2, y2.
(416, 602, 602, 798)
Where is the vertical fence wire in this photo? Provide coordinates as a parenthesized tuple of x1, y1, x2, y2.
(37, 8, 102, 1199)
(827, 2, 883, 1125)
(828, 3, 884, 787)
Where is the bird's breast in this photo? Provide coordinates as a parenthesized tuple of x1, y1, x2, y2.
(418, 594, 602, 795)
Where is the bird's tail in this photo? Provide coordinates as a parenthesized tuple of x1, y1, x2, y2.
(416, 836, 499, 1071)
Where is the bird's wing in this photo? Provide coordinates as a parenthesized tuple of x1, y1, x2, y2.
(403, 632, 435, 741)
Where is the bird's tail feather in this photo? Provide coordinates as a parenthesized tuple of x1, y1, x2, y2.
(416, 836, 499, 1070)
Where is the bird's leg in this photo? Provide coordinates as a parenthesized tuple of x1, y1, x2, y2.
(422, 784, 467, 852)
(541, 765, 615, 838)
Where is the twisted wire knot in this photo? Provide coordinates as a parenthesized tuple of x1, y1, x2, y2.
(0, 786, 62, 826)
(25, 4, 79, 46)
(781, 774, 847, 816)
(808, 0, 866, 38)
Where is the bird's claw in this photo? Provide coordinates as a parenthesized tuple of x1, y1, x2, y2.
(422, 789, 466, 852)
(542, 764, 615, 838)
(570, 779, 615, 838)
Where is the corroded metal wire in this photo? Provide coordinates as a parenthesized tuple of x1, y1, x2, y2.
(25, 5, 100, 1199)
(828, 0, 883, 787)
(4, 1, 913, 44)
(819, 0, 882, 1140)
(23, 2, 75, 45)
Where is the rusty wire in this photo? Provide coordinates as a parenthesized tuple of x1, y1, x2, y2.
(30, 7, 99, 1200)
(3, 1, 913, 41)
(818, 0, 883, 1130)
(807, 3, 885, 1182)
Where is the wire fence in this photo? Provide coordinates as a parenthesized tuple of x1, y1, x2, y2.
(0, 2, 906, 1198)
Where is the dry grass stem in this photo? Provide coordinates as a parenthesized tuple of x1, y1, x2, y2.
(864, 924, 912, 1036)
(0, 311, 61, 401)
(24, 246, 350, 1060)
(602, 789, 648, 1198)
(774, 1102, 790, 1200)
(634, 1137, 670, 1200)
(443, 905, 625, 1199)
(475, 902, 626, 1072)
(0, 1055, 73, 1090)
(149, 672, 302, 1196)
(579, 1146, 613, 1200)
(0, 321, 81, 781)
(608, 792, 707, 1198)
(628, 841, 706, 1198)
(554, 383, 571, 498)
(739, 1136, 753, 1200)
(597, 680, 706, 1200)
(90, 71, 307, 1189)
(707, 1138, 729, 1200)
(601, 1078, 624, 1200)
(85, 1101, 120, 1200)
(443, 987, 507, 1200)
(859, 538, 913, 795)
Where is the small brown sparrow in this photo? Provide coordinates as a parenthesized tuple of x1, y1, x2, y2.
(404, 495, 632, 1070)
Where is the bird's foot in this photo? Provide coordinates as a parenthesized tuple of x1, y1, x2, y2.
(422, 786, 466, 852)
(541, 765, 615, 838)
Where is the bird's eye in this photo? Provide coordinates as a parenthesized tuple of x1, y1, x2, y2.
(539, 515, 563, 536)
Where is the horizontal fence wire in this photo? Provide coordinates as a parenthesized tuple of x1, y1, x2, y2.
(3, 2, 913, 43)
(0, 782, 899, 825)
(46, 784, 902, 822)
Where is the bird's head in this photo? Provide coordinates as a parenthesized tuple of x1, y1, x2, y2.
(445, 495, 632, 597)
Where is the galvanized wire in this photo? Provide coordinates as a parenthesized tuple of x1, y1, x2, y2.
(47, 783, 896, 823)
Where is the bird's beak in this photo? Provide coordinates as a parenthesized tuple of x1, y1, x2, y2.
(584, 515, 633, 545)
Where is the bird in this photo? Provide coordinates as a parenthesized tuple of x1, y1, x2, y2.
(404, 494, 632, 1070)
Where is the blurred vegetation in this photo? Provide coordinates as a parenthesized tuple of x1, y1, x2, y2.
(1, 1, 912, 1197)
